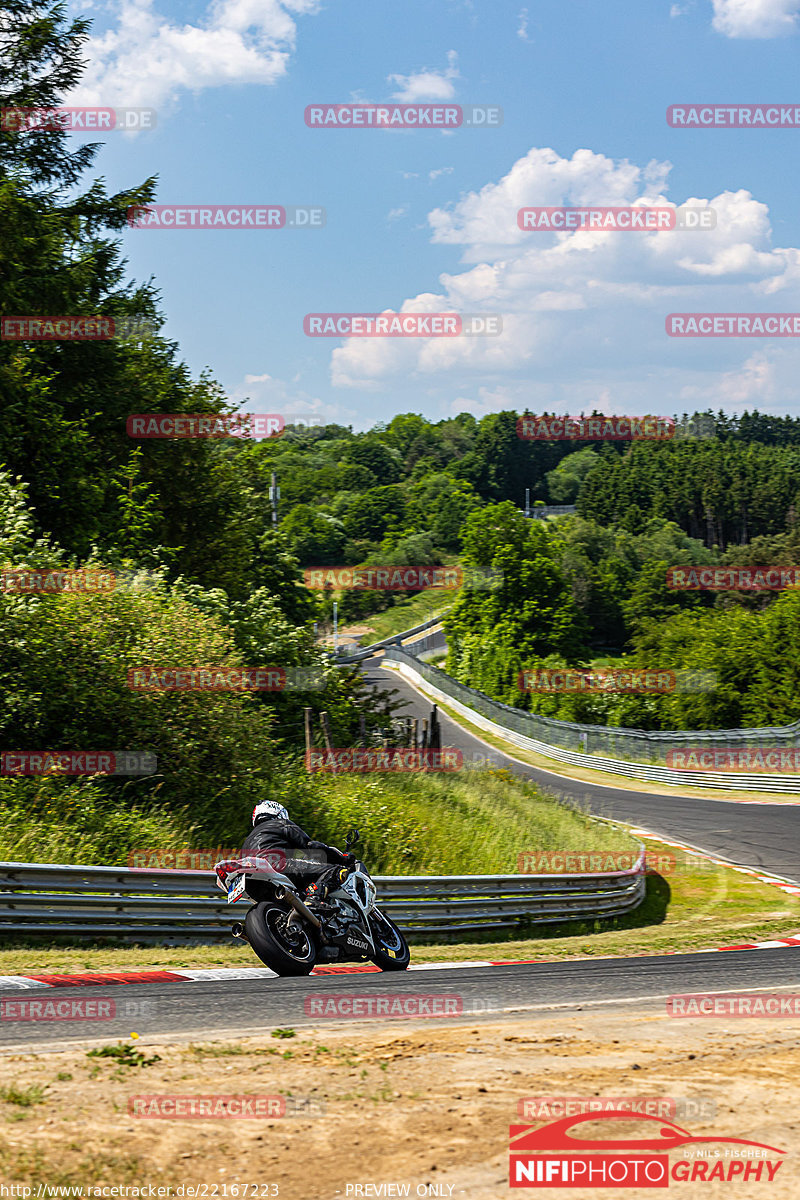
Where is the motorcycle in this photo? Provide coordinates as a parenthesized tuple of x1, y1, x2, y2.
(213, 828, 410, 976)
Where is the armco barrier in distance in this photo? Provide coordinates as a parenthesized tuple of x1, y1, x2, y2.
(383, 646, 800, 793)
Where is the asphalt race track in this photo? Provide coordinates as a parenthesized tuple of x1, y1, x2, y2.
(2, 949, 800, 1050)
(3, 644, 799, 1052)
(365, 653, 800, 885)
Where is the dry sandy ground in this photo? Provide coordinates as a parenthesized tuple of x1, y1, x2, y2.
(1, 1005, 799, 1199)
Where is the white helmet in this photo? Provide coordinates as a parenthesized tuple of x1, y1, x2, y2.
(252, 799, 289, 826)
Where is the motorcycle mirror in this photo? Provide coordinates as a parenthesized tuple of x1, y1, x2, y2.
(345, 827, 361, 849)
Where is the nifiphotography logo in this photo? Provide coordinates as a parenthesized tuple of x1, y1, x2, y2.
(508, 1111, 785, 1187)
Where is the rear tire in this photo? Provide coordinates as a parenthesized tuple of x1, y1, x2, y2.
(245, 902, 317, 976)
(369, 909, 410, 971)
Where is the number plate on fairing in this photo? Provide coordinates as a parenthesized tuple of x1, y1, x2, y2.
(227, 874, 246, 903)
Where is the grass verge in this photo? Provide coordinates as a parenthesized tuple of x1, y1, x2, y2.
(356, 591, 449, 644)
(0, 763, 633, 873)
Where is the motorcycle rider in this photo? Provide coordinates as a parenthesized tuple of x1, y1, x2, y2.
(240, 799, 356, 911)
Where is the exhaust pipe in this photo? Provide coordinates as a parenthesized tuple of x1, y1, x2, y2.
(232, 896, 322, 938)
(283, 891, 322, 930)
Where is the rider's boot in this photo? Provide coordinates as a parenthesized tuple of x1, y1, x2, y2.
(303, 866, 349, 912)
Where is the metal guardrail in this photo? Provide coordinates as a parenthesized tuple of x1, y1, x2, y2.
(526, 505, 578, 519)
(0, 855, 646, 942)
(332, 614, 447, 665)
(404, 629, 444, 662)
(384, 650, 800, 792)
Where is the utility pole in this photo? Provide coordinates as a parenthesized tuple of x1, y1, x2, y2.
(333, 600, 339, 654)
(269, 471, 280, 528)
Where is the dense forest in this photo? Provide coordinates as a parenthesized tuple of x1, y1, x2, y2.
(5, 1, 800, 867)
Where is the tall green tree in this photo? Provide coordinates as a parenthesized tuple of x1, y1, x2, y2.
(0, 0, 272, 599)
(445, 502, 588, 700)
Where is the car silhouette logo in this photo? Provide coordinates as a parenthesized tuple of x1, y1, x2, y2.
(510, 1111, 785, 1155)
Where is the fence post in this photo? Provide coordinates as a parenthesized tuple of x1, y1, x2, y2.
(429, 705, 441, 749)
(304, 707, 314, 771)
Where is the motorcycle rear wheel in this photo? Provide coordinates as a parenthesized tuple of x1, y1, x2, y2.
(245, 902, 317, 976)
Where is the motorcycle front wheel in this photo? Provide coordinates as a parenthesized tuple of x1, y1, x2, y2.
(245, 902, 317, 976)
(369, 908, 410, 971)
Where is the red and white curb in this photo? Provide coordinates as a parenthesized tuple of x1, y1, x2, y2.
(1, 930, 799, 993)
(627, 823, 800, 899)
(1, 831, 798, 993)
(2, 942, 800, 993)
(0, 961, 497, 992)
(626, 823, 800, 951)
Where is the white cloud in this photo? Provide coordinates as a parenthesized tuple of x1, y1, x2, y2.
(69, 0, 319, 109)
(387, 50, 459, 103)
(229, 371, 351, 424)
(426, 147, 672, 259)
(679, 350, 776, 406)
(429, 166, 454, 181)
(388, 206, 408, 221)
(670, 3, 690, 16)
(711, 0, 800, 38)
(326, 144, 800, 414)
(517, 7, 531, 40)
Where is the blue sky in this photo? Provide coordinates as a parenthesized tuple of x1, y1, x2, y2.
(68, 0, 800, 429)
